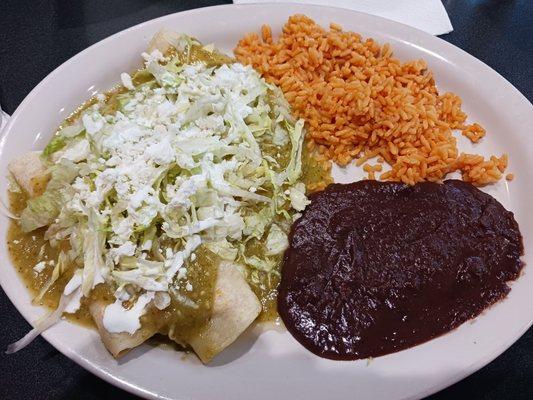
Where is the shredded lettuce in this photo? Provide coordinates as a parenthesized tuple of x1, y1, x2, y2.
(20, 160, 78, 232)
(20, 191, 62, 232)
(243, 255, 277, 273)
(113, 258, 166, 291)
(81, 210, 106, 296)
(46, 160, 79, 190)
(204, 239, 238, 261)
(264, 224, 288, 256)
(284, 119, 305, 184)
(59, 121, 85, 138)
(57, 138, 91, 163)
(6, 291, 72, 354)
(42, 135, 66, 157)
(15, 36, 313, 338)
(42, 120, 85, 159)
(289, 182, 311, 211)
(243, 207, 273, 240)
(34, 251, 69, 302)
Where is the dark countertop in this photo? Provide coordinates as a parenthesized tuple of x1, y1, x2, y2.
(1, 1, 532, 399)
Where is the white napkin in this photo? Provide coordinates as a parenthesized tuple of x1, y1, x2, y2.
(0, 106, 9, 134)
(233, 0, 453, 36)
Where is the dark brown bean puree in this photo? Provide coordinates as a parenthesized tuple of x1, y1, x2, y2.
(278, 180, 524, 360)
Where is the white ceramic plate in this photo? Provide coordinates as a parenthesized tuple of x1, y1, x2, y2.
(2, 4, 533, 400)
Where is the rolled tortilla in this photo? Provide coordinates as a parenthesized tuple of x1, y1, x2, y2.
(8, 151, 49, 197)
(89, 300, 161, 358)
(188, 261, 261, 363)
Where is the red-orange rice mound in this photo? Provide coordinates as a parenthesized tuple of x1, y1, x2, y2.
(234, 15, 507, 185)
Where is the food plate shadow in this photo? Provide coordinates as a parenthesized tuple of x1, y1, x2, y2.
(117, 344, 153, 366)
(208, 325, 262, 367)
(209, 343, 477, 400)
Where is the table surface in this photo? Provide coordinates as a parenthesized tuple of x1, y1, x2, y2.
(1, 0, 532, 399)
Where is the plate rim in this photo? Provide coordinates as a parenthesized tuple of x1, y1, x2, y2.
(2, 3, 533, 400)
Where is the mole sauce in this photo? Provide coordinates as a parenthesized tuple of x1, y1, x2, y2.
(278, 180, 524, 360)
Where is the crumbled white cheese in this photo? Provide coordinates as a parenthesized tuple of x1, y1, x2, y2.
(108, 241, 136, 264)
(82, 112, 104, 135)
(37, 245, 46, 259)
(41, 55, 303, 336)
(60, 139, 91, 162)
(141, 49, 164, 63)
(165, 247, 174, 259)
(176, 267, 187, 281)
(154, 292, 171, 310)
(33, 261, 47, 273)
(120, 72, 135, 90)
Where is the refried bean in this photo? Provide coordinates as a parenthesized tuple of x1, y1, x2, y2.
(278, 180, 524, 360)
